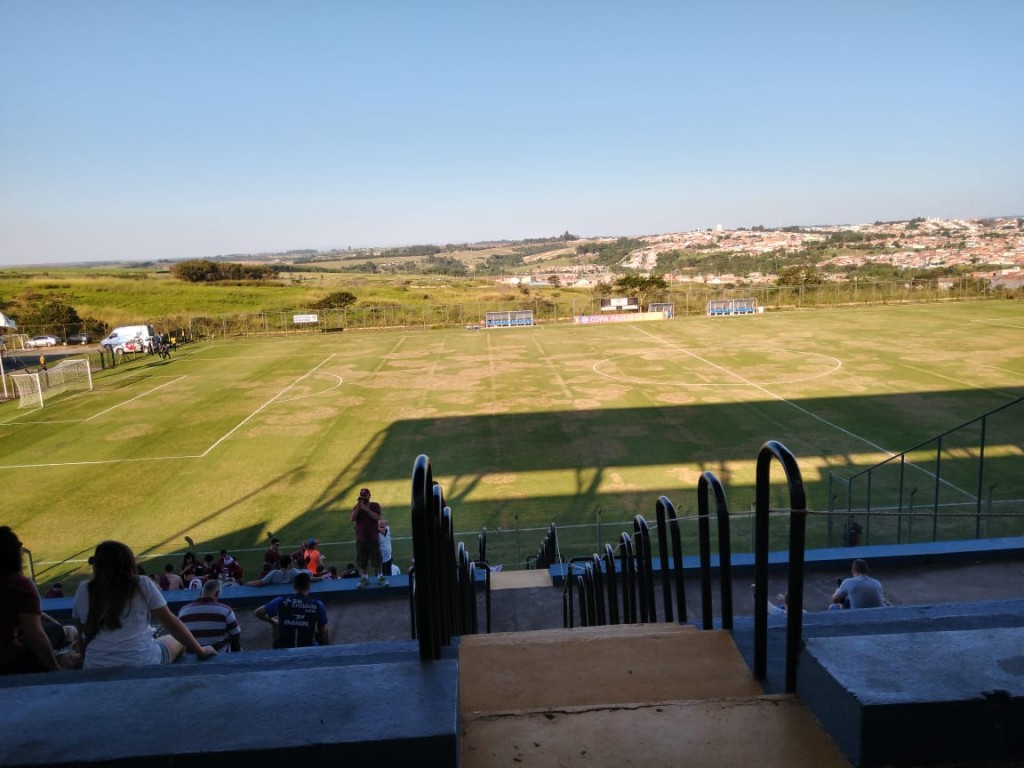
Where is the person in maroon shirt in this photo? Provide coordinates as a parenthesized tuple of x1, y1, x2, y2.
(264, 537, 282, 570)
(349, 488, 385, 587)
(0, 527, 61, 674)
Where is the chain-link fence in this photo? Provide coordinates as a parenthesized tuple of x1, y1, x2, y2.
(1, 277, 1015, 342)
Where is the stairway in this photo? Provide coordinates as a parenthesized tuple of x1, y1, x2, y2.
(459, 623, 851, 768)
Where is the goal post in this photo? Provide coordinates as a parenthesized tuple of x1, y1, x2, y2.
(10, 372, 42, 409)
(10, 357, 93, 409)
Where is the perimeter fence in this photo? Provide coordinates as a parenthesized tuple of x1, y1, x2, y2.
(2, 276, 1014, 343)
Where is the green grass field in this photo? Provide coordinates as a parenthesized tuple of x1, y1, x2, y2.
(3, 301, 1022, 591)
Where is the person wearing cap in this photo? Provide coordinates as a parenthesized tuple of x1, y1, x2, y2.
(350, 488, 386, 587)
(217, 552, 244, 584)
(304, 538, 323, 576)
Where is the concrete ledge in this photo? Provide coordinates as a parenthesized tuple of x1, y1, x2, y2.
(798, 627, 1024, 767)
(41, 574, 414, 620)
(0, 639, 445, 689)
(0, 642, 459, 767)
(548, 536, 1024, 586)
(729, 597, 1024, 695)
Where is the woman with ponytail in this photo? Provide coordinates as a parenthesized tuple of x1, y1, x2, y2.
(72, 540, 216, 668)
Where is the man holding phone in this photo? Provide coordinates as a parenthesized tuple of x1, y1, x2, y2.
(349, 488, 386, 588)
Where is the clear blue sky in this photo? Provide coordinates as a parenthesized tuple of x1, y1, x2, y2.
(2, 1, 1022, 265)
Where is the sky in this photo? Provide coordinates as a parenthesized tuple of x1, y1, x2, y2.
(1, 1, 1022, 266)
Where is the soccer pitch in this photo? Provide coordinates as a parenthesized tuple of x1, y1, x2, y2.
(2, 301, 1022, 588)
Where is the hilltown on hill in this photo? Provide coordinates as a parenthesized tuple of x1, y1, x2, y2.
(508, 216, 1024, 290)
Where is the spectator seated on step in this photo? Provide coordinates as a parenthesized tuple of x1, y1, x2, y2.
(246, 555, 319, 587)
(831, 558, 885, 610)
(254, 571, 329, 649)
(178, 579, 242, 653)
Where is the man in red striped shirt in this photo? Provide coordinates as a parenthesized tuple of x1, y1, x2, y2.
(177, 579, 242, 653)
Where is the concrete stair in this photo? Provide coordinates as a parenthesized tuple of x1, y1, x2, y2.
(459, 623, 851, 768)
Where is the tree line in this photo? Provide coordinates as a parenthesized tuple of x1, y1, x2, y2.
(171, 260, 278, 282)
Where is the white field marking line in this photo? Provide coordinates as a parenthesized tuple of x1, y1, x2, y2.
(530, 335, 573, 399)
(977, 363, 1024, 379)
(630, 325, 977, 502)
(0, 453, 203, 470)
(901, 363, 1020, 399)
(86, 376, 188, 421)
(485, 330, 501, 415)
(629, 326, 889, 451)
(278, 372, 344, 403)
(178, 353, 330, 361)
(198, 354, 337, 457)
(0, 357, 336, 470)
(969, 318, 1024, 330)
(0, 376, 186, 426)
(591, 348, 842, 387)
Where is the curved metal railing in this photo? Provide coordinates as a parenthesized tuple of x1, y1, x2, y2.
(751, 440, 809, 693)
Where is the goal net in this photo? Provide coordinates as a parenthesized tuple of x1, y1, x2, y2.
(10, 358, 93, 409)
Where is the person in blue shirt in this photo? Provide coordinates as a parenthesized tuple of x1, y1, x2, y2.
(254, 571, 329, 648)
(831, 559, 884, 609)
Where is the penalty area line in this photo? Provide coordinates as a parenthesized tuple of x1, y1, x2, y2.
(199, 354, 337, 457)
(86, 376, 188, 421)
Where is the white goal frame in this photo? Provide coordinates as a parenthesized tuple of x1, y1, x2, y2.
(10, 357, 93, 409)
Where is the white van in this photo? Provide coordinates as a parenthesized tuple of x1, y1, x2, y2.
(100, 324, 158, 354)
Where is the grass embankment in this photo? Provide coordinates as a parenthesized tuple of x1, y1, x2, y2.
(0, 266, 591, 331)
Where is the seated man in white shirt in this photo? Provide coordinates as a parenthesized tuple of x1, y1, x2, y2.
(246, 555, 320, 586)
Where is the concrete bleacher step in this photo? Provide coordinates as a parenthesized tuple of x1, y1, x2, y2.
(459, 623, 850, 767)
(0, 639, 434, 691)
(461, 694, 851, 768)
(728, 597, 1024, 695)
(459, 624, 765, 715)
(799, 626, 1024, 767)
(0, 642, 460, 767)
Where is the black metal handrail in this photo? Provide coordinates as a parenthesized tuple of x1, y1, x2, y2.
(456, 543, 478, 634)
(751, 440, 809, 694)
(576, 570, 591, 626)
(697, 472, 734, 630)
(411, 454, 441, 660)
(602, 543, 619, 625)
(410, 453, 493, 659)
(633, 515, 655, 623)
(475, 528, 492, 634)
(655, 496, 686, 623)
(619, 532, 637, 624)
(530, 522, 560, 569)
(563, 556, 593, 628)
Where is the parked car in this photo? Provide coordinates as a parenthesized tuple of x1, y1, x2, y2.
(25, 335, 62, 348)
(66, 332, 92, 345)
